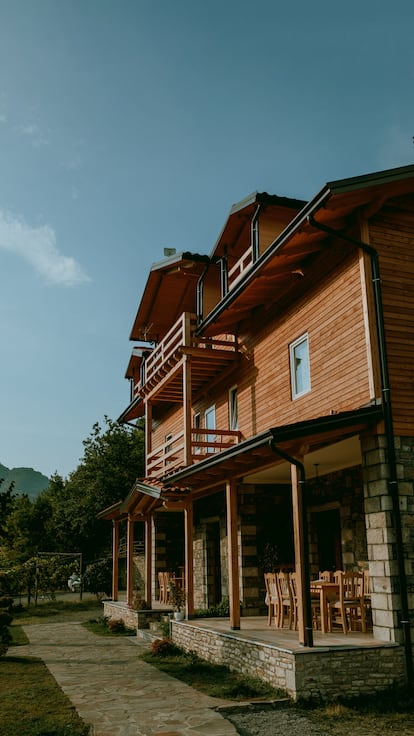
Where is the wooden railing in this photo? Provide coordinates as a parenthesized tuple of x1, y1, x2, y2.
(227, 245, 254, 291)
(133, 313, 237, 398)
(146, 426, 241, 478)
(146, 430, 185, 477)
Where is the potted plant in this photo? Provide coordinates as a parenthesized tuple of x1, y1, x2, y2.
(168, 579, 187, 621)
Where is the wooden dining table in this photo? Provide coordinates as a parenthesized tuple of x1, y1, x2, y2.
(310, 580, 339, 633)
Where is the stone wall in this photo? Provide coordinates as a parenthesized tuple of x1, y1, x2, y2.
(361, 432, 414, 646)
(103, 600, 165, 630)
(171, 620, 405, 701)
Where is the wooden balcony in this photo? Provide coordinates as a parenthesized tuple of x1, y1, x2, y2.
(132, 312, 239, 404)
(146, 426, 241, 478)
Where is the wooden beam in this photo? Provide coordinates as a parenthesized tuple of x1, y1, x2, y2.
(112, 519, 119, 601)
(145, 401, 152, 476)
(226, 478, 240, 630)
(184, 502, 194, 617)
(145, 515, 152, 607)
(183, 354, 192, 466)
(126, 515, 134, 607)
(291, 461, 312, 646)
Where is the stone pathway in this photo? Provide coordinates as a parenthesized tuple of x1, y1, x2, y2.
(17, 621, 239, 736)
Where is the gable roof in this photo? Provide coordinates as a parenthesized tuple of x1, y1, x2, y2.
(199, 164, 414, 336)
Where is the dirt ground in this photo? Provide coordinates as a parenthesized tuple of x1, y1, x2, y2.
(223, 702, 414, 736)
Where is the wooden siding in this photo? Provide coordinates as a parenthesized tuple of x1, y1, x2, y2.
(369, 207, 414, 435)
(258, 206, 300, 255)
(189, 251, 372, 442)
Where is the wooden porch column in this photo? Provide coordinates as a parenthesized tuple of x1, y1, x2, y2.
(226, 478, 240, 630)
(184, 502, 194, 617)
(291, 461, 312, 647)
(126, 514, 134, 607)
(145, 401, 152, 475)
(183, 354, 192, 466)
(144, 514, 153, 607)
(112, 519, 120, 601)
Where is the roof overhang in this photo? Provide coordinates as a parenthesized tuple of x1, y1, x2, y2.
(117, 395, 144, 424)
(97, 501, 125, 521)
(129, 251, 210, 343)
(200, 164, 414, 337)
(210, 192, 307, 260)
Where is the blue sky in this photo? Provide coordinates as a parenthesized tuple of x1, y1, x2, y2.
(1, 0, 413, 479)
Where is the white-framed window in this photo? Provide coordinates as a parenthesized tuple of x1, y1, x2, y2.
(289, 333, 310, 399)
(228, 386, 238, 430)
(204, 405, 216, 453)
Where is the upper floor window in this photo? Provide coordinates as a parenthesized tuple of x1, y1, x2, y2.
(289, 333, 310, 399)
(193, 412, 201, 454)
(229, 386, 238, 430)
(204, 405, 216, 453)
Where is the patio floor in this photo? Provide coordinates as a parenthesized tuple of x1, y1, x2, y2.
(184, 615, 381, 652)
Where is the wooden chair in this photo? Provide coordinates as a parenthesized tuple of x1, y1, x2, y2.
(288, 572, 299, 630)
(318, 570, 333, 582)
(277, 571, 294, 628)
(264, 573, 280, 626)
(328, 571, 366, 634)
(158, 572, 166, 603)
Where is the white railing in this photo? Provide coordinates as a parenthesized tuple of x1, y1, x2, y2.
(227, 245, 254, 291)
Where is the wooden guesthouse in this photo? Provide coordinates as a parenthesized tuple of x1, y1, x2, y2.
(101, 164, 414, 700)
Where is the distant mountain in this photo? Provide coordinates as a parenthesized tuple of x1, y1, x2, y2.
(0, 462, 50, 499)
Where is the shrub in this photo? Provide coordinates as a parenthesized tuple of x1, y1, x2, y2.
(82, 559, 112, 598)
(150, 637, 180, 656)
(0, 596, 14, 612)
(107, 618, 126, 633)
(0, 610, 13, 656)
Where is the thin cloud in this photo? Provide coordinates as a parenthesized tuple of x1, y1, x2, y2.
(19, 122, 49, 148)
(0, 210, 90, 286)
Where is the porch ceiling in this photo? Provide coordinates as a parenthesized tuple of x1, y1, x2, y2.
(162, 404, 383, 494)
(140, 346, 240, 404)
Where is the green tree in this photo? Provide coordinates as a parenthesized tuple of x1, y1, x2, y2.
(0, 417, 144, 568)
(44, 417, 145, 561)
(0, 478, 15, 542)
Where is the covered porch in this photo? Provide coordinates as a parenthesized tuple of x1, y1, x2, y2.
(100, 404, 411, 698)
(102, 594, 404, 701)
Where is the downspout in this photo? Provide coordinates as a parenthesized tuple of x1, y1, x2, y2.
(196, 261, 211, 327)
(269, 440, 314, 648)
(251, 204, 261, 262)
(308, 215, 413, 681)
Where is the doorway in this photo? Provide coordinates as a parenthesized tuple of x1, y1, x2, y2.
(313, 507, 342, 572)
(206, 521, 221, 606)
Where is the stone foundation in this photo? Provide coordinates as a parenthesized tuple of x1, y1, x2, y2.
(103, 600, 170, 630)
(171, 621, 406, 702)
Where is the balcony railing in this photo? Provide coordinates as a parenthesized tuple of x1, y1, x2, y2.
(146, 426, 241, 478)
(132, 313, 238, 400)
(227, 245, 254, 291)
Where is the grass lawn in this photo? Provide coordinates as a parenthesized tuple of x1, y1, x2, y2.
(141, 648, 283, 700)
(0, 655, 90, 736)
(0, 598, 102, 736)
